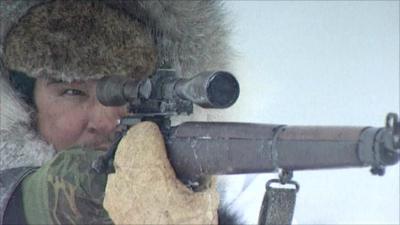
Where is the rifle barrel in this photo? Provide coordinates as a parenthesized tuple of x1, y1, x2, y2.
(165, 122, 399, 184)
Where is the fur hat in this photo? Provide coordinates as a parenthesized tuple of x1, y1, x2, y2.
(4, 1, 157, 81)
(1, 0, 232, 81)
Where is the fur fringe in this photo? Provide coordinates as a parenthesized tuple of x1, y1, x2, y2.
(219, 205, 244, 225)
(0, 69, 55, 170)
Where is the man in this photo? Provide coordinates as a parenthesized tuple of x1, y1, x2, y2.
(0, 1, 238, 224)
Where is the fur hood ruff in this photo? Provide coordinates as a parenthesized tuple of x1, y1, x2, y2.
(0, 0, 232, 170)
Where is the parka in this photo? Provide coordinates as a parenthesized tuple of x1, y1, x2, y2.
(0, 0, 234, 223)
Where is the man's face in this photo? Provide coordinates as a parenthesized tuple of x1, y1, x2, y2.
(34, 78, 128, 151)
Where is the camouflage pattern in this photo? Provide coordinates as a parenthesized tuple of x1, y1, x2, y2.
(21, 148, 113, 225)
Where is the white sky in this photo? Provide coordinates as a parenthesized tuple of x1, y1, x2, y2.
(220, 1, 400, 224)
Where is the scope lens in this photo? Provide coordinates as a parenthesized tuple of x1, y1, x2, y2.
(207, 72, 240, 108)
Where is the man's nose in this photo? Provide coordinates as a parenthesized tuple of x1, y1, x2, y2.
(87, 100, 121, 134)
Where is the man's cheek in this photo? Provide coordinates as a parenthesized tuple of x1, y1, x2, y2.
(47, 113, 88, 150)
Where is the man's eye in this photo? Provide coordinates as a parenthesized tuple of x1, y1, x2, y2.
(62, 89, 86, 96)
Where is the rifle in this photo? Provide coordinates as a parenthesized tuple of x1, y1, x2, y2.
(93, 69, 399, 190)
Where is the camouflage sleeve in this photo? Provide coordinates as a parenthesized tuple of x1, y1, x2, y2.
(20, 148, 114, 225)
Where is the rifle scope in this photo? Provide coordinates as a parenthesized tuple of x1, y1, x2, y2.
(96, 70, 240, 109)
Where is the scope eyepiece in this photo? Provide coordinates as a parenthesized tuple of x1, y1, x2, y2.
(96, 76, 151, 106)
